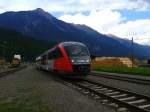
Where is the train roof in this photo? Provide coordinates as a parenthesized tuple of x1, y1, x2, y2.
(59, 41, 86, 46)
(36, 41, 87, 58)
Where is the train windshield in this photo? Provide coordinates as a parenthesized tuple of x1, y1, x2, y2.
(64, 44, 89, 57)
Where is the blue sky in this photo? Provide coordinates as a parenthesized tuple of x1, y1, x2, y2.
(117, 9, 150, 21)
(0, 0, 150, 45)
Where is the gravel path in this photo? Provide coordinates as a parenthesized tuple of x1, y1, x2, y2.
(0, 66, 114, 112)
(87, 74, 150, 96)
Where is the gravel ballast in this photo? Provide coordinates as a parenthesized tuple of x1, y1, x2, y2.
(88, 74, 150, 96)
(0, 66, 114, 112)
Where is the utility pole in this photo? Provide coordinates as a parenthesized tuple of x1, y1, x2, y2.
(3, 41, 7, 61)
(0, 41, 7, 61)
(0, 43, 5, 58)
(3, 46, 5, 60)
(131, 37, 134, 68)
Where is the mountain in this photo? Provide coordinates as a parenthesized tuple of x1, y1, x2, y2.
(0, 8, 150, 59)
(0, 27, 52, 61)
(106, 34, 150, 58)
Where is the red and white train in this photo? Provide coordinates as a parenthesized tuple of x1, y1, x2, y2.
(36, 42, 91, 77)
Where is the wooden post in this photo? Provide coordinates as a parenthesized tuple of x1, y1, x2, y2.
(131, 37, 134, 68)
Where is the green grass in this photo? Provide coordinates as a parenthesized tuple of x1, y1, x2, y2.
(0, 95, 52, 112)
(93, 66, 150, 76)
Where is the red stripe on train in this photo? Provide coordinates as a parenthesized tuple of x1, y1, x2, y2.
(53, 45, 73, 72)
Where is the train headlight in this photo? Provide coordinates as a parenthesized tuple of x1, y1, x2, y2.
(71, 60, 75, 63)
(86, 59, 90, 62)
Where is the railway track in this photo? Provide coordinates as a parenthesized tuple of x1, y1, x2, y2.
(60, 78, 150, 112)
(0, 65, 27, 77)
(90, 72, 150, 85)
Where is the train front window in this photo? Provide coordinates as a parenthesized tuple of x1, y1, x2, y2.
(64, 45, 89, 57)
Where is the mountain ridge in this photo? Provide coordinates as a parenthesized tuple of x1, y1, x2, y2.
(0, 8, 150, 58)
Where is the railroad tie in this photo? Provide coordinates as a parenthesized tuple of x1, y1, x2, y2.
(139, 104, 150, 109)
(119, 96, 136, 101)
(106, 91, 119, 95)
(95, 88, 107, 91)
(111, 94, 127, 98)
(128, 99, 146, 104)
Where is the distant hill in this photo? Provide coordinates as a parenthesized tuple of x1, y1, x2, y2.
(0, 8, 150, 59)
(0, 27, 52, 61)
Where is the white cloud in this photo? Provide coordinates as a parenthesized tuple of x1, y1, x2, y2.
(59, 10, 150, 45)
(109, 19, 150, 45)
(0, 0, 150, 13)
(59, 10, 123, 33)
(77, 0, 150, 11)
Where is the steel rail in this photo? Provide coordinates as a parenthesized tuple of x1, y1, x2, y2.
(0, 65, 27, 77)
(65, 79, 150, 112)
(90, 72, 150, 85)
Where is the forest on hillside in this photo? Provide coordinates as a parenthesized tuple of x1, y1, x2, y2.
(0, 27, 55, 62)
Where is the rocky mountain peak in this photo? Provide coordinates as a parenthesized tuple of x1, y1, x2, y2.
(32, 8, 54, 20)
(34, 8, 45, 12)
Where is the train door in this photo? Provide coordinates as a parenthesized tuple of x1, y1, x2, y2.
(41, 55, 47, 70)
(47, 52, 53, 71)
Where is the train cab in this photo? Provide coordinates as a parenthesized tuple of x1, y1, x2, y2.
(60, 42, 91, 74)
(36, 41, 91, 77)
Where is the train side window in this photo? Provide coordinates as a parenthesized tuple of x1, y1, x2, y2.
(41, 55, 47, 65)
(48, 48, 63, 60)
(43, 55, 46, 60)
(48, 52, 53, 60)
(48, 49, 55, 59)
(55, 48, 63, 59)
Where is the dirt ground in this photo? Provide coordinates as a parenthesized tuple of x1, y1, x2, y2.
(0, 66, 114, 112)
